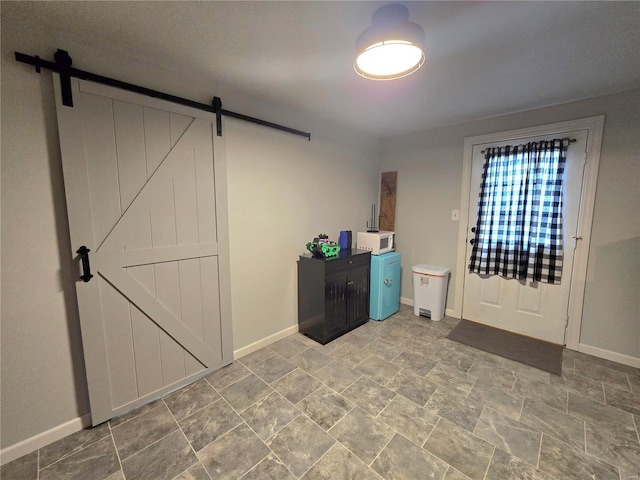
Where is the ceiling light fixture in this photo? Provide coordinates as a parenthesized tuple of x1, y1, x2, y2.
(354, 3, 425, 80)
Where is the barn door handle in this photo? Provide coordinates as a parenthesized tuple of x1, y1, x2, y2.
(77, 246, 94, 282)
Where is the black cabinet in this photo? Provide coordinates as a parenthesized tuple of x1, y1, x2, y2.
(297, 249, 371, 344)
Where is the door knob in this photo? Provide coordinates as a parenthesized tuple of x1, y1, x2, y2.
(384, 279, 391, 285)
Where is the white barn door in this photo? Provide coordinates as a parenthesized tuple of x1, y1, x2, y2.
(54, 76, 233, 425)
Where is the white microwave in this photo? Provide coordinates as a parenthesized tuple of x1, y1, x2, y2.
(356, 231, 395, 255)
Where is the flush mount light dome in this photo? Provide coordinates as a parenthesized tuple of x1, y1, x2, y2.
(354, 4, 425, 80)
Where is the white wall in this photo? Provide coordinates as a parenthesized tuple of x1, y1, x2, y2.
(0, 16, 379, 451)
(381, 90, 640, 360)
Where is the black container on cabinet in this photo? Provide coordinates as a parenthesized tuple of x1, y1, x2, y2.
(297, 249, 371, 345)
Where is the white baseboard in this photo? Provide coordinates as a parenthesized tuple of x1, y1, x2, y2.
(0, 413, 92, 466)
(400, 297, 458, 319)
(400, 296, 413, 306)
(578, 343, 640, 369)
(233, 324, 299, 359)
(403, 296, 636, 368)
(0, 325, 300, 467)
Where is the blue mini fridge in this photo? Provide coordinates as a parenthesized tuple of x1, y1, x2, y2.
(369, 252, 402, 320)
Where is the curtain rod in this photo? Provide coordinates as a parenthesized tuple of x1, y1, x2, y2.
(14, 49, 311, 141)
(481, 137, 575, 154)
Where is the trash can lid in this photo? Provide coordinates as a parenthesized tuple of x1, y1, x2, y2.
(412, 264, 450, 276)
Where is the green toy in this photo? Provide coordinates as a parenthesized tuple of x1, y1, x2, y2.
(306, 234, 341, 258)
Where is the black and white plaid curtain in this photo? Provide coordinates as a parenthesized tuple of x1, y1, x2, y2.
(468, 140, 568, 284)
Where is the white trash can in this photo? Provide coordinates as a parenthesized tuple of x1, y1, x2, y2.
(412, 264, 450, 321)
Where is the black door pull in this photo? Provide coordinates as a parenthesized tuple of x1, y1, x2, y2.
(77, 246, 94, 282)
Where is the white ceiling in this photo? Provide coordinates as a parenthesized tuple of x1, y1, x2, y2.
(4, 1, 640, 138)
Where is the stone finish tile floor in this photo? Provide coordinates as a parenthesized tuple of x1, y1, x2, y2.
(3, 305, 640, 480)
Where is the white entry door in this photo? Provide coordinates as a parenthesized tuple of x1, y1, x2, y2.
(462, 131, 587, 344)
(54, 76, 233, 424)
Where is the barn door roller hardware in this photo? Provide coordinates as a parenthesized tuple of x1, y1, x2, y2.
(15, 49, 311, 141)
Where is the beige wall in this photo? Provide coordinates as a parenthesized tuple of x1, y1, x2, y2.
(0, 18, 379, 449)
(381, 90, 640, 360)
(225, 119, 379, 349)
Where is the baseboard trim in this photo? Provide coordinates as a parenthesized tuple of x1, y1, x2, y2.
(578, 343, 640, 369)
(400, 297, 457, 319)
(0, 413, 92, 466)
(400, 296, 413, 306)
(0, 324, 300, 466)
(233, 324, 299, 359)
(399, 300, 637, 368)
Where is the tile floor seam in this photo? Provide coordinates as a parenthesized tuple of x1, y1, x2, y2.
(216, 384, 307, 478)
(217, 389, 275, 430)
(165, 399, 213, 480)
(307, 369, 361, 398)
(543, 430, 623, 480)
(481, 446, 496, 480)
(582, 415, 587, 454)
(204, 368, 251, 391)
(272, 412, 337, 477)
(213, 420, 273, 477)
(421, 415, 442, 449)
(534, 428, 542, 470)
(109, 400, 165, 430)
(366, 427, 397, 469)
(517, 394, 526, 421)
(569, 388, 637, 425)
(267, 366, 302, 387)
(167, 394, 224, 424)
(301, 401, 343, 435)
(419, 429, 463, 476)
(36, 427, 113, 471)
(227, 377, 278, 412)
(117, 426, 181, 464)
(106, 423, 125, 480)
(476, 409, 541, 466)
(473, 405, 487, 436)
(295, 443, 336, 479)
(327, 402, 402, 477)
(241, 451, 296, 480)
(253, 419, 299, 479)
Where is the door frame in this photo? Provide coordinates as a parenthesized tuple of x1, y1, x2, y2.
(453, 115, 604, 349)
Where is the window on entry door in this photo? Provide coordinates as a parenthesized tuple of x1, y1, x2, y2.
(468, 139, 570, 285)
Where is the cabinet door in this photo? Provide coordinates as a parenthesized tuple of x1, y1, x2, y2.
(325, 271, 349, 334)
(347, 264, 370, 327)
